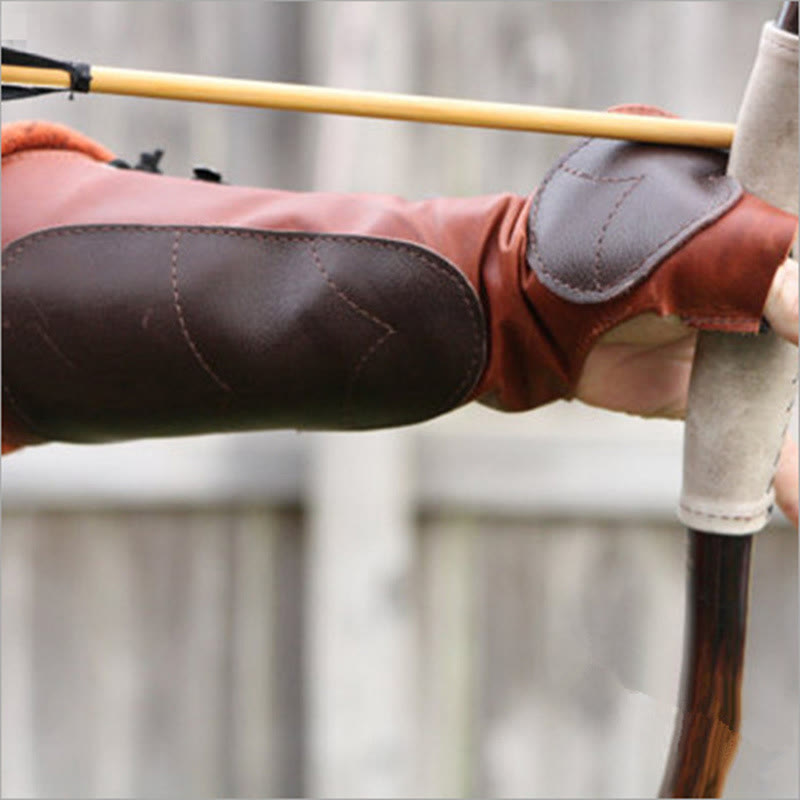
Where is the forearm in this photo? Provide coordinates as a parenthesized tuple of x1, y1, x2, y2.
(7, 211, 492, 440)
(2, 122, 535, 444)
(2, 119, 796, 448)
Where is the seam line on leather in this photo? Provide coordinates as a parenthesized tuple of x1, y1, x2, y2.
(679, 315, 755, 328)
(678, 501, 770, 523)
(558, 165, 641, 184)
(308, 239, 396, 416)
(530, 172, 735, 294)
(527, 140, 737, 297)
(308, 238, 396, 333)
(169, 230, 232, 393)
(592, 175, 644, 290)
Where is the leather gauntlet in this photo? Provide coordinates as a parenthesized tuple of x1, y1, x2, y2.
(2, 119, 796, 448)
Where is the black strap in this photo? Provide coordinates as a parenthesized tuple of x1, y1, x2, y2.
(1, 46, 92, 101)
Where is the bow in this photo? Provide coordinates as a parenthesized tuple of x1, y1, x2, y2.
(1, 5, 797, 797)
(661, 2, 798, 796)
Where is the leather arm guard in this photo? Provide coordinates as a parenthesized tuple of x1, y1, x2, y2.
(2, 117, 796, 449)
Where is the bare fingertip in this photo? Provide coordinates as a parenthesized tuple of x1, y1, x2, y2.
(764, 258, 799, 345)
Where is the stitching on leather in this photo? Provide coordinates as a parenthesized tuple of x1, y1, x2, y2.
(681, 373, 797, 521)
(531, 171, 734, 294)
(308, 239, 396, 411)
(309, 239, 396, 334)
(169, 230, 232, 393)
(351, 328, 395, 391)
(592, 176, 644, 290)
(3, 224, 485, 415)
(680, 315, 751, 327)
(678, 501, 769, 523)
(558, 165, 641, 184)
(528, 138, 737, 296)
(536, 141, 648, 293)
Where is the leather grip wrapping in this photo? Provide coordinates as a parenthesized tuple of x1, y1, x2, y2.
(679, 22, 799, 535)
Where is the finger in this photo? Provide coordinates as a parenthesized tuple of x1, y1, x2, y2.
(763, 256, 799, 345)
(774, 436, 799, 528)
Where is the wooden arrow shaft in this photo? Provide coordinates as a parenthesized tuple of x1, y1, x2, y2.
(1, 62, 735, 148)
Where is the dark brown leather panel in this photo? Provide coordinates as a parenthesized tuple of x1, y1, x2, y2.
(2, 225, 486, 442)
(515, 191, 799, 408)
(528, 137, 742, 303)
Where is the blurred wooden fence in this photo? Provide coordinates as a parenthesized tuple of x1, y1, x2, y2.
(2, 2, 797, 798)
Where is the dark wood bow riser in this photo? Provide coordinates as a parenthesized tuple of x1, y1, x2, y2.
(659, 533, 751, 796)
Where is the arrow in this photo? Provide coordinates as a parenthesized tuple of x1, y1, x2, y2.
(1, 46, 736, 148)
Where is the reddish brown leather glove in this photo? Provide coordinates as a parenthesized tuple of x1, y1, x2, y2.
(2, 118, 796, 450)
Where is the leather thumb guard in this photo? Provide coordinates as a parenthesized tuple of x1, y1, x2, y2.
(2, 119, 797, 448)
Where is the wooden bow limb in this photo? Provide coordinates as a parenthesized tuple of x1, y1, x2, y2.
(0, 59, 736, 148)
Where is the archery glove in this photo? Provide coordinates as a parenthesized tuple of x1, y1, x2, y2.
(1, 116, 796, 449)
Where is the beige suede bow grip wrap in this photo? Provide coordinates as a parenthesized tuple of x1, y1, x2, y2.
(680, 22, 799, 536)
(0, 111, 796, 451)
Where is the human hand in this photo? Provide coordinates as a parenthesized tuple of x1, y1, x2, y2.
(576, 256, 799, 524)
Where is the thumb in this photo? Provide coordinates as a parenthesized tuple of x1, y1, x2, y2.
(775, 436, 799, 528)
(763, 255, 799, 345)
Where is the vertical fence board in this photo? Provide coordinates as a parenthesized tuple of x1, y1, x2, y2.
(417, 516, 480, 797)
(306, 431, 416, 796)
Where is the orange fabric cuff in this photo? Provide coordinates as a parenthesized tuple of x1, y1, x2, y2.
(2, 119, 116, 162)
